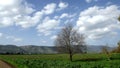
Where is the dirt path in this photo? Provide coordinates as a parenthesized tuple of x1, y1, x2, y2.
(0, 60, 15, 68)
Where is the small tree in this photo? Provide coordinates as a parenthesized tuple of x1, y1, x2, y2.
(117, 41, 120, 52)
(102, 46, 109, 54)
(55, 24, 86, 61)
(101, 45, 110, 60)
(112, 41, 120, 53)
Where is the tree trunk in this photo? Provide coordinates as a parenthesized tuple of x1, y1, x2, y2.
(69, 53, 73, 61)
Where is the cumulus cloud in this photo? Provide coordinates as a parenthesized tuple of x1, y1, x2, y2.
(59, 13, 76, 19)
(60, 13, 69, 18)
(0, 32, 22, 42)
(57, 2, 68, 11)
(0, 17, 14, 27)
(36, 12, 76, 36)
(0, 0, 37, 28)
(86, 0, 98, 3)
(42, 3, 56, 15)
(76, 5, 120, 40)
(0, 0, 69, 37)
(59, 13, 77, 24)
(0, 0, 58, 28)
(37, 17, 60, 36)
(0, 33, 21, 43)
(13, 38, 23, 42)
(16, 3, 57, 28)
(0, 0, 19, 6)
(15, 11, 43, 28)
(50, 35, 57, 40)
(0, 0, 69, 30)
(6, 36, 23, 42)
(0, 33, 3, 37)
(42, 40, 47, 43)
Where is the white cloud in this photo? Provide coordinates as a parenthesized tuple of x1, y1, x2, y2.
(76, 5, 120, 40)
(86, 0, 98, 3)
(59, 13, 77, 24)
(57, 2, 68, 11)
(86, 0, 91, 3)
(0, 17, 13, 27)
(15, 11, 43, 28)
(54, 16, 59, 19)
(0, 0, 59, 28)
(86, 0, 92, 3)
(50, 35, 57, 40)
(0, 33, 3, 37)
(0, 0, 37, 28)
(6, 36, 22, 42)
(42, 40, 47, 43)
(60, 13, 69, 18)
(37, 17, 60, 36)
(42, 3, 56, 15)
(0, 0, 69, 29)
(59, 13, 76, 19)
(14, 38, 22, 42)
(0, 0, 17, 6)
(15, 3, 57, 28)
(0, 32, 23, 42)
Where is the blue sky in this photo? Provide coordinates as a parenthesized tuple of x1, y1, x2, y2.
(0, 0, 120, 46)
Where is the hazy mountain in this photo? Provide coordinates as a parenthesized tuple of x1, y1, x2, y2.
(87, 45, 115, 53)
(0, 45, 26, 54)
(20, 45, 57, 54)
(0, 45, 116, 54)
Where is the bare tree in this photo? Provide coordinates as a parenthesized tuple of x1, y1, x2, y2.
(55, 24, 86, 61)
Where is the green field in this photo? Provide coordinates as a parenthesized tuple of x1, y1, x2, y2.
(0, 53, 120, 68)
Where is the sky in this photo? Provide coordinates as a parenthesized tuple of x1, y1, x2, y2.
(0, 0, 120, 46)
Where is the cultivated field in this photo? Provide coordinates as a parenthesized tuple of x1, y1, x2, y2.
(0, 53, 120, 68)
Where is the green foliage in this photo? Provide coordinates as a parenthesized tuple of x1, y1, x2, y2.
(0, 54, 120, 68)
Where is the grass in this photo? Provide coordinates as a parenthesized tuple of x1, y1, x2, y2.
(0, 53, 120, 68)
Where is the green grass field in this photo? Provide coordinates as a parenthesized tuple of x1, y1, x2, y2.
(0, 53, 120, 68)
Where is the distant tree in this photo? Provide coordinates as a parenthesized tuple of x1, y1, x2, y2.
(102, 46, 109, 54)
(112, 41, 120, 53)
(55, 24, 86, 61)
(101, 45, 110, 60)
(117, 41, 120, 52)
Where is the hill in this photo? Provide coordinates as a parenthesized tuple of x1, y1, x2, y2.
(20, 45, 57, 54)
(0, 45, 116, 54)
(0, 45, 26, 54)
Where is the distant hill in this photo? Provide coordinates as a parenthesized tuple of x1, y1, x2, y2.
(20, 45, 57, 54)
(0, 45, 116, 54)
(0, 45, 26, 54)
(87, 45, 115, 53)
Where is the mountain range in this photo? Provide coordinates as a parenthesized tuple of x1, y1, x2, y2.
(0, 45, 116, 54)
